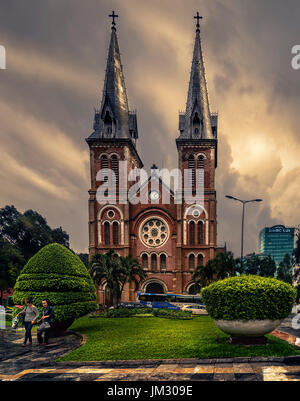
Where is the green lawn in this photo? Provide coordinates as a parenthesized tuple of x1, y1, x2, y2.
(57, 315, 300, 362)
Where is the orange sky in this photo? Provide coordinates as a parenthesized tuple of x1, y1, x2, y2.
(0, 0, 300, 256)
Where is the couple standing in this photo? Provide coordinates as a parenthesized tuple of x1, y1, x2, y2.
(17, 297, 54, 347)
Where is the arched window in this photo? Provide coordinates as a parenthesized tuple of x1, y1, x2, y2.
(104, 110, 112, 134)
(104, 222, 110, 245)
(111, 155, 119, 186)
(193, 113, 200, 137)
(189, 254, 195, 270)
(190, 221, 195, 245)
(188, 155, 195, 187)
(197, 155, 204, 169)
(151, 254, 157, 270)
(112, 222, 119, 245)
(100, 155, 109, 183)
(197, 156, 204, 189)
(197, 254, 204, 267)
(197, 221, 204, 245)
(142, 254, 148, 270)
(160, 254, 167, 270)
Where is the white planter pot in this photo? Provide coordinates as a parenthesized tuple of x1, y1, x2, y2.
(214, 319, 283, 337)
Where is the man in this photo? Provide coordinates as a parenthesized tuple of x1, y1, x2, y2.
(36, 299, 54, 346)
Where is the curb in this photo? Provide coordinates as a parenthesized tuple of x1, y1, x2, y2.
(50, 329, 300, 367)
(65, 330, 86, 345)
(52, 355, 300, 367)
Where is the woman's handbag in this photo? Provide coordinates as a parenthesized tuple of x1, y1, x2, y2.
(37, 321, 50, 332)
(11, 315, 19, 329)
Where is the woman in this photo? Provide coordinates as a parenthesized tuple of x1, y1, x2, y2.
(17, 297, 39, 347)
(37, 299, 54, 346)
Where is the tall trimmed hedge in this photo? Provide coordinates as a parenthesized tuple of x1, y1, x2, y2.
(13, 243, 97, 323)
(201, 275, 296, 321)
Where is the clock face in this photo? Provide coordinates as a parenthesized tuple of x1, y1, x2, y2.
(149, 190, 159, 201)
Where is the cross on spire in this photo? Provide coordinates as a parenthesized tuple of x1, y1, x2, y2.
(194, 12, 202, 32)
(109, 10, 118, 29)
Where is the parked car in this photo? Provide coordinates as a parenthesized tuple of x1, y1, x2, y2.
(180, 304, 208, 315)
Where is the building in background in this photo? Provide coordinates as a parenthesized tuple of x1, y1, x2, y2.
(259, 225, 295, 266)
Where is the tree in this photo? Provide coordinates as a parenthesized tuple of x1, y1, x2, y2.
(277, 254, 293, 284)
(193, 251, 240, 289)
(193, 259, 216, 288)
(215, 251, 237, 280)
(89, 251, 147, 307)
(89, 250, 124, 308)
(242, 254, 260, 275)
(119, 255, 147, 301)
(13, 243, 97, 332)
(0, 240, 24, 304)
(77, 253, 89, 269)
(259, 255, 276, 278)
(240, 254, 276, 278)
(0, 205, 69, 261)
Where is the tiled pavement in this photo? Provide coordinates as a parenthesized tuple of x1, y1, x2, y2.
(1, 357, 300, 381)
(0, 316, 300, 382)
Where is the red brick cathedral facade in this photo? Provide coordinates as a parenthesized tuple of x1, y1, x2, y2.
(86, 15, 223, 304)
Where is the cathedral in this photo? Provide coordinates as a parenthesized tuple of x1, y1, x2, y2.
(86, 12, 223, 305)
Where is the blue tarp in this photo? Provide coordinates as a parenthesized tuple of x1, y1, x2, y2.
(140, 301, 180, 310)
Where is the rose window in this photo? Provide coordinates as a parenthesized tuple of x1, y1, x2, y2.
(141, 218, 169, 247)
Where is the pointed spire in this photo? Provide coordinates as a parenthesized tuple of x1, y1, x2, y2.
(90, 11, 138, 141)
(178, 14, 214, 140)
(100, 14, 129, 138)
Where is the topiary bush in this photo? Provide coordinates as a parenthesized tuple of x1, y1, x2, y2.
(13, 243, 97, 332)
(201, 275, 297, 321)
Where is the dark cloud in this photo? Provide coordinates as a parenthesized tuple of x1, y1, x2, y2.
(0, 0, 299, 255)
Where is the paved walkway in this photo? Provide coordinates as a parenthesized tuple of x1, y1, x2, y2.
(0, 315, 299, 381)
(0, 328, 81, 380)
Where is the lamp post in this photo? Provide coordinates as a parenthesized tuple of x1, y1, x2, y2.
(225, 196, 263, 261)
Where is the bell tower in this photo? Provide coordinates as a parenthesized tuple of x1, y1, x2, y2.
(176, 13, 219, 277)
(86, 11, 143, 260)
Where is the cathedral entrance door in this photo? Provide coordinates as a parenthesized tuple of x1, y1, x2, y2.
(145, 282, 165, 294)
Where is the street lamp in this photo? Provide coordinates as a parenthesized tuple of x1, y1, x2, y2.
(225, 195, 263, 260)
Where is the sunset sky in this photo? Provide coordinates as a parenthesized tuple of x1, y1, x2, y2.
(1, 0, 300, 256)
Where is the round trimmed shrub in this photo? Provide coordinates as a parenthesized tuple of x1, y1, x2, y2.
(201, 275, 296, 321)
(13, 243, 97, 332)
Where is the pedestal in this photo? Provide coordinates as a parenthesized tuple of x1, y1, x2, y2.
(229, 336, 267, 345)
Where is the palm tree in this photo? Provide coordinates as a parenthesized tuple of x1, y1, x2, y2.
(215, 251, 236, 279)
(89, 251, 147, 307)
(89, 250, 124, 308)
(119, 255, 147, 302)
(277, 253, 293, 284)
(193, 251, 238, 289)
(193, 259, 216, 288)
